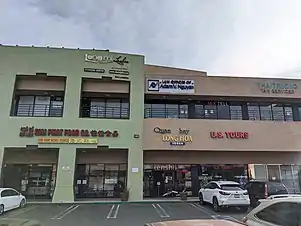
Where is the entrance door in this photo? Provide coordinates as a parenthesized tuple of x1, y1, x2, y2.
(153, 171, 165, 197)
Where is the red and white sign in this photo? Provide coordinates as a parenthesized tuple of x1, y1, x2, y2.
(210, 132, 249, 139)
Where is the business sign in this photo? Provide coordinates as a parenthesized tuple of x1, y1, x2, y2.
(257, 82, 297, 94)
(84, 68, 105, 74)
(154, 127, 192, 146)
(210, 132, 249, 139)
(38, 138, 98, 144)
(84, 54, 130, 76)
(19, 126, 119, 138)
(147, 79, 195, 94)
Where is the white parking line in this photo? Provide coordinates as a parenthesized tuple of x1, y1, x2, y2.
(6, 205, 38, 217)
(50, 205, 79, 220)
(190, 203, 244, 223)
(107, 204, 120, 219)
(189, 203, 217, 219)
(152, 204, 170, 218)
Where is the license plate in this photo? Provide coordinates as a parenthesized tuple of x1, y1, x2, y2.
(234, 194, 240, 198)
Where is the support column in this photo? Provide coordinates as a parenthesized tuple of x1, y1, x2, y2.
(52, 146, 76, 203)
(127, 147, 143, 201)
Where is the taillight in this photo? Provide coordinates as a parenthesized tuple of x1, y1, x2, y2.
(264, 184, 268, 198)
(219, 191, 230, 195)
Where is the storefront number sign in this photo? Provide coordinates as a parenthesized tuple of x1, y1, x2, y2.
(19, 126, 119, 138)
(38, 138, 98, 144)
(210, 132, 249, 139)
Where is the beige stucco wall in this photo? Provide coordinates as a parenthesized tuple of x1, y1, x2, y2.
(145, 65, 301, 98)
(143, 119, 301, 152)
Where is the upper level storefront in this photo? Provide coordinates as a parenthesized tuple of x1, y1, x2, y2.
(144, 65, 301, 122)
(145, 65, 301, 98)
(0, 45, 144, 148)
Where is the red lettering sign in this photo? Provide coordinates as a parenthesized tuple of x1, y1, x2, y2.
(19, 126, 119, 138)
(210, 132, 248, 139)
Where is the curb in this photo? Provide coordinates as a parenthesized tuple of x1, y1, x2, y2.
(27, 200, 199, 205)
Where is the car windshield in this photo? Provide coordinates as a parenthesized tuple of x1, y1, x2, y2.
(220, 184, 242, 191)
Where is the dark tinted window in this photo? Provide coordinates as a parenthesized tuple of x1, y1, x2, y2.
(1, 190, 11, 197)
(9, 190, 19, 196)
(250, 182, 265, 193)
(255, 202, 300, 226)
(267, 182, 288, 193)
(220, 184, 242, 191)
(211, 183, 219, 189)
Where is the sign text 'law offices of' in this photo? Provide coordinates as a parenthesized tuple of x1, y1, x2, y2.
(147, 79, 195, 94)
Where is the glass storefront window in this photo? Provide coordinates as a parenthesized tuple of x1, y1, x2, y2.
(260, 104, 273, 120)
(280, 165, 295, 193)
(248, 104, 260, 120)
(143, 164, 248, 198)
(75, 163, 127, 199)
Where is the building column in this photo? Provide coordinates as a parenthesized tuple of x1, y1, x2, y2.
(0, 147, 5, 187)
(127, 147, 143, 201)
(52, 146, 76, 203)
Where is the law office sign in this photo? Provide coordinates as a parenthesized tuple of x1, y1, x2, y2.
(147, 79, 195, 94)
(257, 82, 297, 94)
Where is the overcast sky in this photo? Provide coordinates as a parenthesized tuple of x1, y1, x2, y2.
(1, 0, 301, 78)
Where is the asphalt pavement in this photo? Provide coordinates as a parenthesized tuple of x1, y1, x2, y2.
(0, 202, 247, 226)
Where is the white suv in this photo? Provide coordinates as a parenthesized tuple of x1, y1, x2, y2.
(198, 181, 250, 212)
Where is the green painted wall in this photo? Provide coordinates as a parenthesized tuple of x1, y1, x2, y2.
(0, 46, 145, 202)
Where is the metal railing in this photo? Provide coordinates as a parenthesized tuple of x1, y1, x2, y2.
(144, 108, 188, 119)
(13, 104, 63, 117)
(81, 105, 129, 119)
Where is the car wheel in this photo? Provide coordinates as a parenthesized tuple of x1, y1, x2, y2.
(19, 199, 25, 208)
(213, 197, 221, 212)
(0, 205, 4, 215)
(199, 193, 205, 205)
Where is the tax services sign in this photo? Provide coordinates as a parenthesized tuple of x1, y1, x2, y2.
(147, 79, 195, 94)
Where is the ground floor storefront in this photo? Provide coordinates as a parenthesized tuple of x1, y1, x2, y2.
(1, 148, 301, 201)
(143, 150, 301, 198)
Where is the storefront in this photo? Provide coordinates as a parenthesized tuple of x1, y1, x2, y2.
(1, 148, 58, 199)
(143, 164, 248, 197)
(74, 149, 128, 199)
(252, 164, 301, 193)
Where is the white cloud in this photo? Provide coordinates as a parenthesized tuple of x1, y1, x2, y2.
(1, 0, 301, 78)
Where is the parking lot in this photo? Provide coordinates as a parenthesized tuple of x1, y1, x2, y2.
(0, 202, 246, 226)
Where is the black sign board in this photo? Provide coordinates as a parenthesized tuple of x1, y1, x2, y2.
(84, 68, 105, 73)
(109, 70, 129, 76)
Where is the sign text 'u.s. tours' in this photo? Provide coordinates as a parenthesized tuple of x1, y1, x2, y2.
(210, 131, 249, 139)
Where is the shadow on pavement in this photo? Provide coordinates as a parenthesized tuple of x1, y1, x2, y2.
(0, 218, 41, 226)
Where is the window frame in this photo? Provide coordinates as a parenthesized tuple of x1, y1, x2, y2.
(13, 95, 64, 117)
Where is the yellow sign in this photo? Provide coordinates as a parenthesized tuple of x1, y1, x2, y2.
(162, 135, 193, 142)
(38, 138, 98, 144)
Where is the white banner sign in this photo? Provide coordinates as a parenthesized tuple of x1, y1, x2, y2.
(147, 79, 195, 94)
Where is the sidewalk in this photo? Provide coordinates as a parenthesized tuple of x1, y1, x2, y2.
(27, 197, 199, 204)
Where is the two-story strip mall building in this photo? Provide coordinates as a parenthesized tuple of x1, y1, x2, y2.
(1, 45, 301, 202)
